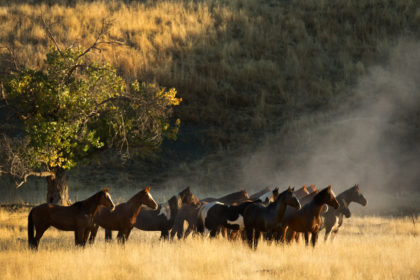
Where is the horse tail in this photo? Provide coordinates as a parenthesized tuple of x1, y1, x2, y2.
(28, 209, 36, 248)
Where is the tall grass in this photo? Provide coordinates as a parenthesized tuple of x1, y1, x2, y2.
(1, 208, 419, 279)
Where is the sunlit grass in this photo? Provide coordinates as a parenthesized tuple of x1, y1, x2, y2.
(1, 208, 419, 279)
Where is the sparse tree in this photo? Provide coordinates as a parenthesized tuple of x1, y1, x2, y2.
(0, 36, 181, 205)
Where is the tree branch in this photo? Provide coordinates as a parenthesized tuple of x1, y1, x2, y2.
(16, 171, 55, 189)
(40, 14, 62, 54)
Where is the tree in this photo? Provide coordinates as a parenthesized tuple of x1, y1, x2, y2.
(0, 44, 181, 205)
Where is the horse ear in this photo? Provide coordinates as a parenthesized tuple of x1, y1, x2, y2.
(327, 185, 332, 190)
(145, 186, 151, 193)
(102, 187, 110, 193)
(291, 187, 295, 192)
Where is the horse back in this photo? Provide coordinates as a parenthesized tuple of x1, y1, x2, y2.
(31, 203, 82, 231)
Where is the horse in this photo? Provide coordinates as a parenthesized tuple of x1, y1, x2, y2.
(131, 187, 199, 240)
(249, 187, 271, 200)
(197, 200, 256, 238)
(28, 188, 115, 249)
(321, 184, 367, 241)
(170, 203, 201, 239)
(281, 185, 340, 247)
(179, 186, 200, 206)
(294, 185, 310, 199)
(243, 187, 301, 249)
(309, 184, 318, 193)
(88, 187, 158, 244)
(201, 190, 249, 205)
(254, 187, 279, 204)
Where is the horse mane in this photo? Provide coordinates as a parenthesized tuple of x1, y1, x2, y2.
(268, 187, 292, 209)
(313, 186, 330, 205)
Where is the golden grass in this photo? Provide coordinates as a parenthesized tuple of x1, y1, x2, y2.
(1, 207, 419, 279)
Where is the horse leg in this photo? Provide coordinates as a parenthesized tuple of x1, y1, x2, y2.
(75, 230, 85, 246)
(245, 228, 254, 248)
(210, 228, 218, 238)
(286, 229, 295, 244)
(89, 225, 99, 244)
(324, 226, 332, 242)
(160, 230, 169, 240)
(294, 232, 300, 243)
(331, 228, 339, 242)
(304, 232, 309, 246)
(311, 231, 319, 247)
(117, 231, 126, 244)
(33, 225, 49, 249)
(184, 224, 193, 239)
(82, 228, 91, 246)
(105, 229, 113, 242)
(253, 230, 261, 250)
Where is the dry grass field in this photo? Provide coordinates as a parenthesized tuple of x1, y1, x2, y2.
(0, 207, 419, 280)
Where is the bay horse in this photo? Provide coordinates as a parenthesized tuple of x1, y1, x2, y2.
(321, 184, 367, 241)
(201, 190, 249, 205)
(131, 187, 199, 240)
(28, 188, 115, 249)
(88, 187, 158, 244)
(281, 185, 340, 247)
(243, 187, 301, 249)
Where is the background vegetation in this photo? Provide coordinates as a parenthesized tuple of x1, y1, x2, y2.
(0, 0, 419, 201)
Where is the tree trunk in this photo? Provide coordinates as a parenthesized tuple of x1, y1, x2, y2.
(46, 168, 70, 205)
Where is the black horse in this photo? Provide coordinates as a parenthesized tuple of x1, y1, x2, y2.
(243, 187, 301, 249)
(197, 201, 254, 238)
(321, 184, 367, 241)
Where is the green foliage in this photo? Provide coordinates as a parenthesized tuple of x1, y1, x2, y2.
(4, 45, 181, 171)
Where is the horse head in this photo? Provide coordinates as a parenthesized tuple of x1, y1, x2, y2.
(281, 187, 301, 210)
(315, 186, 339, 209)
(101, 187, 116, 211)
(350, 184, 368, 206)
(179, 187, 200, 206)
(142, 187, 158, 210)
(169, 194, 183, 211)
(324, 185, 340, 209)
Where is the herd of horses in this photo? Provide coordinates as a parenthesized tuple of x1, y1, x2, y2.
(27, 184, 367, 250)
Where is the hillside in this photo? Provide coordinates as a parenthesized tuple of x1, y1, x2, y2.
(1, 0, 420, 198)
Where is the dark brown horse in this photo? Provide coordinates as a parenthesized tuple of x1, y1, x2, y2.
(281, 185, 339, 247)
(243, 187, 301, 249)
(201, 190, 249, 205)
(88, 187, 158, 244)
(170, 203, 201, 239)
(28, 188, 115, 249)
(321, 184, 367, 241)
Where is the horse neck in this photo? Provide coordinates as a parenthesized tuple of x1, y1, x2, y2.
(127, 192, 146, 217)
(311, 194, 329, 218)
(169, 196, 180, 221)
(81, 192, 102, 217)
(273, 199, 288, 222)
(337, 191, 353, 206)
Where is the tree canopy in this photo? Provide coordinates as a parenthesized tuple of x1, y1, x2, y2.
(0, 44, 181, 195)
